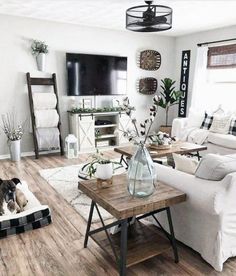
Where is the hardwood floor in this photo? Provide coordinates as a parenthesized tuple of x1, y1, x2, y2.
(0, 152, 235, 276)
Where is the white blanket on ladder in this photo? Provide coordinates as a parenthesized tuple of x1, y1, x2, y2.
(36, 128, 60, 150)
(33, 93, 57, 110)
(35, 110, 59, 128)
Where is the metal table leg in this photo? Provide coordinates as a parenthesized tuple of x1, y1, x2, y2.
(119, 154, 128, 169)
(166, 207, 179, 263)
(119, 219, 128, 276)
(196, 151, 201, 161)
(84, 200, 95, 248)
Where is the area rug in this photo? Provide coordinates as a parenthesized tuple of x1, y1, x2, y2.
(39, 160, 125, 223)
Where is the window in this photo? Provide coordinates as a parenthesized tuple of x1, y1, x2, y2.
(207, 44, 236, 68)
(192, 45, 236, 111)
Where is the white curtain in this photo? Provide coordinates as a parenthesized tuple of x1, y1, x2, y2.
(191, 46, 209, 109)
(191, 45, 236, 112)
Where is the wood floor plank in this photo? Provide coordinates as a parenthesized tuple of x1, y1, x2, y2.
(0, 153, 235, 276)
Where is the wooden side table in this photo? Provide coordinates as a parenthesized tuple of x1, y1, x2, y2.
(79, 174, 186, 276)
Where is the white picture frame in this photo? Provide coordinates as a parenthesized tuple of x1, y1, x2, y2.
(83, 99, 92, 109)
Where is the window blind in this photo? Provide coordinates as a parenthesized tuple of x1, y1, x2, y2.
(207, 44, 236, 68)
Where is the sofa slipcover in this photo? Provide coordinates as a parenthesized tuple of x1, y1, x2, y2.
(154, 163, 236, 271)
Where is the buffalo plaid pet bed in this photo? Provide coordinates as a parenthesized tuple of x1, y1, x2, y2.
(0, 181, 51, 238)
(0, 215, 51, 238)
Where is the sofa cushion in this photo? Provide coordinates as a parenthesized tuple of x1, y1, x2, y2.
(209, 115, 231, 134)
(200, 113, 214, 130)
(173, 153, 199, 175)
(195, 153, 236, 181)
(208, 132, 236, 149)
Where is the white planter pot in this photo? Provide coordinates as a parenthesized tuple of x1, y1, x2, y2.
(96, 163, 113, 180)
(9, 140, 21, 162)
(36, 53, 46, 71)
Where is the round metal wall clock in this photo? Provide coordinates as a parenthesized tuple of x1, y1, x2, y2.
(137, 77, 158, 95)
(137, 50, 161, 71)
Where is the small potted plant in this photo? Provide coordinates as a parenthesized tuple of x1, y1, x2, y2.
(1, 112, 25, 162)
(31, 40, 49, 71)
(82, 150, 122, 181)
(155, 78, 182, 135)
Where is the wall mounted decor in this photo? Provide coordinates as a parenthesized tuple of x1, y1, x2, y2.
(31, 40, 49, 71)
(178, 50, 191, 117)
(137, 77, 158, 95)
(137, 50, 161, 70)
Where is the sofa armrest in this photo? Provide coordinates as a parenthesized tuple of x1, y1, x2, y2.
(171, 117, 188, 139)
(155, 164, 230, 215)
(215, 173, 236, 214)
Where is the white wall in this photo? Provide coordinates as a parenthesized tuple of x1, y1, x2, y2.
(174, 25, 236, 115)
(0, 14, 175, 155)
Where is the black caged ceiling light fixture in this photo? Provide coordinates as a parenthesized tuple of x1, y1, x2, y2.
(126, 1, 172, 32)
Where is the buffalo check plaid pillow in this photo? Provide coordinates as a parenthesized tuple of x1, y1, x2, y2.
(200, 112, 214, 130)
(229, 118, 236, 136)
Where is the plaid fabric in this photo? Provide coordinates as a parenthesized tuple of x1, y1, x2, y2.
(200, 113, 214, 130)
(229, 118, 236, 135)
(0, 207, 50, 230)
(0, 215, 51, 239)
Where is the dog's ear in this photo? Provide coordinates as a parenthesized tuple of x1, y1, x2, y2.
(11, 178, 21, 185)
(0, 179, 2, 185)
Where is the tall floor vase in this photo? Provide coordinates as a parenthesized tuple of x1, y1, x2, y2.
(9, 140, 21, 162)
(127, 143, 156, 197)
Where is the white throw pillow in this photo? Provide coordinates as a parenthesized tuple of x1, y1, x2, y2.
(173, 153, 199, 175)
(195, 153, 236, 181)
(209, 115, 231, 134)
(187, 108, 205, 128)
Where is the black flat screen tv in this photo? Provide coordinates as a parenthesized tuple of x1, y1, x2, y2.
(66, 53, 127, 96)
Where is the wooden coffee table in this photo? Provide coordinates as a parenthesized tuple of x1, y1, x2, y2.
(114, 141, 207, 166)
(79, 174, 186, 276)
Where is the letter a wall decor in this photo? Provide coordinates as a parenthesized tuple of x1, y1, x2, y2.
(178, 50, 191, 117)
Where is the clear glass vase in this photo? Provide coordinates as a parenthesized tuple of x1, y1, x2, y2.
(127, 143, 156, 197)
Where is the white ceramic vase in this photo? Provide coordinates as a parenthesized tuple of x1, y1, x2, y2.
(36, 53, 46, 71)
(9, 140, 21, 162)
(96, 163, 113, 180)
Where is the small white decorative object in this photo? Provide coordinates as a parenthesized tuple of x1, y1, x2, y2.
(82, 99, 92, 109)
(96, 162, 113, 180)
(9, 140, 21, 162)
(112, 98, 119, 108)
(65, 134, 78, 159)
(1, 112, 24, 162)
(36, 53, 46, 71)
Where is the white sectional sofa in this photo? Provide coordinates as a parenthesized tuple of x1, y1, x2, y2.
(172, 117, 236, 155)
(155, 163, 236, 271)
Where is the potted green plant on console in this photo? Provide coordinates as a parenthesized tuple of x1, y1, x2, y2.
(156, 78, 182, 135)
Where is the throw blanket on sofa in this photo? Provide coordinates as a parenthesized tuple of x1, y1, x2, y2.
(183, 128, 209, 145)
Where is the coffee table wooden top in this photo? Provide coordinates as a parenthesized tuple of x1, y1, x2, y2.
(79, 174, 186, 220)
(114, 141, 207, 159)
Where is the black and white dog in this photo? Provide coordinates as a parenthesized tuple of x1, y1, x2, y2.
(0, 178, 21, 215)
